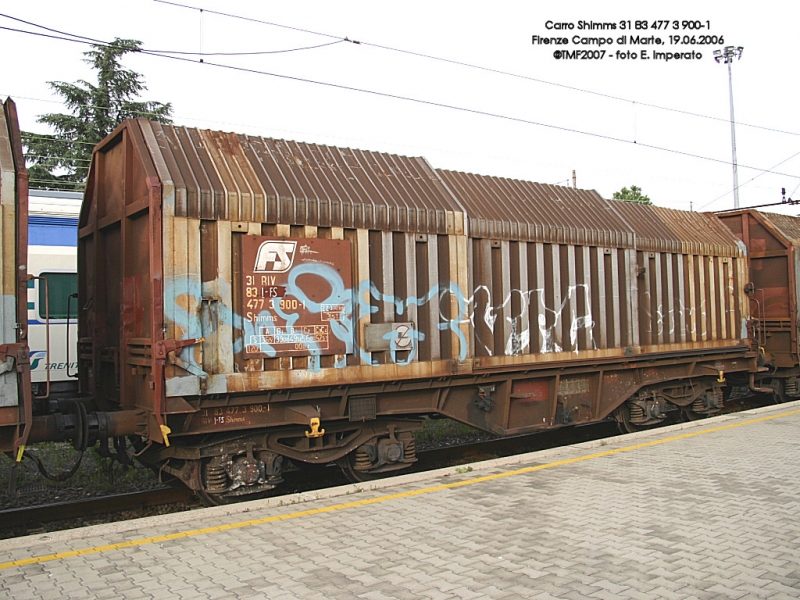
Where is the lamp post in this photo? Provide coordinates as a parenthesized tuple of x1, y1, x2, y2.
(714, 45, 744, 209)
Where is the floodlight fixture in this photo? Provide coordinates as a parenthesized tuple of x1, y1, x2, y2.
(715, 46, 744, 208)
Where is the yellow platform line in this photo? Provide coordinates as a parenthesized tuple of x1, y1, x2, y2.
(2, 407, 799, 572)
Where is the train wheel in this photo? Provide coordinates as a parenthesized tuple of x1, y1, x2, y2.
(196, 488, 237, 507)
(193, 458, 242, 507)
(683, 386, 728, 420)
(337, 450, 384, 484)
(769, 379, 787, 404)
(614, 397, 669, 434)
(337, 438, 416, 483)
(194, 472, 274, 507)
(193, 452, 284, 507)
(680, 407, 705, 422)
(614, 404, 640, 434)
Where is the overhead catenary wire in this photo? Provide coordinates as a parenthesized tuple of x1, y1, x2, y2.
(4, 91, 777, 188)
(26, 154, 92, 162)
(23, 134, 99, 147)
(153, 0, 800, 140)
(699, 149, 800, 209)
(4, 22, 799, 182)
(0, 12, 345, 56)
(7, 8, 800, 140)
(11, 91, 748, 200)
(3, 14, 800, 191)
(148, 49, 800, 181)
(151, 55, 800, 178)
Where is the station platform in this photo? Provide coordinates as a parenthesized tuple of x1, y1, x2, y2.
(2, 401, 800, 600)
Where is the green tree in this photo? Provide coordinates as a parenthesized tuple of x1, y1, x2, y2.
(23, 38, 173, 190)
(613, 185, 651, 205)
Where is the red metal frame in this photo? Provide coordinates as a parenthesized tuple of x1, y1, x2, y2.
(3, 99, 33, 457)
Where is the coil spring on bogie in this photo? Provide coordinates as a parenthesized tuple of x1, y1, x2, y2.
(786, 379, 799, 397)
(205, 464, 228, 491)
(354, 447, 373, 470)
(691, 397, 706, 412)
(404, 439, 416, 462)
(628, 402, 646, 423)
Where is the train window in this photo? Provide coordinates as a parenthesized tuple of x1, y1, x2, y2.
(38, 272, 78, 320)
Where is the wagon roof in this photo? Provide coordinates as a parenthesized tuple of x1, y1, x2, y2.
(106, 119, 467, 235)
(438, 169, 744, 256)
(89, 119, 743, 256)
(752, 211, 800, 245)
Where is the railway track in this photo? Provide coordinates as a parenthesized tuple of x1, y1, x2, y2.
(0, 392, 778, 539)
(0, 488, 199, 538)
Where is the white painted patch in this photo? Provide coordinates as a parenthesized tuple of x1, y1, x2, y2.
(0, 294, 18, 407)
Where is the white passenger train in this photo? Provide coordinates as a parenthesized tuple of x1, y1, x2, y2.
(27, 189, 80, 394)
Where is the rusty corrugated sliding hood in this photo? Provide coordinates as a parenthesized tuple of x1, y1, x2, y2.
(89, 119, 744, 258)
(437, 169, 744, 256)
(124, 119, 468, 234)
(752, 211, 800, 246)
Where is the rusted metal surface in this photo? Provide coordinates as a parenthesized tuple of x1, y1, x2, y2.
(437, 171, 745, 256)
(648, 206, 746, 256)
(80, 120, 474, 444)
(438, 170, 632, 247)
(78, 117, 755, 457)
(241, 236, 352, 358)
(756, 212, 800, 243)
(438, 171, 748, 364)
(0, 98, 32, 455)
(717, 210, 800, 370)
(147, 122, 466, 233)
(0, 101, 19, 410)
(51, 115, 768, 503)
(436, 349, 753, 434)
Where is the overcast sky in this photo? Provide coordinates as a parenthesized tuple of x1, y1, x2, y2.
(1, 1, 797, 214)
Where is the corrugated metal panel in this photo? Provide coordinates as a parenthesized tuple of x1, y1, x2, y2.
(438, 169, 632, 247)
(604, 200, 683, 253)
(143, 120, 466, 234)
(758, 211, 800, 245)
(647, 206, 745, 256)
(437, 171, 743, 257)
(438, 170, 747, 364)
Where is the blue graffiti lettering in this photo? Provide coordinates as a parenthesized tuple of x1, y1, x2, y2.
(164, 270, 473, 374)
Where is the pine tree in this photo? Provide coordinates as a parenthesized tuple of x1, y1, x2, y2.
(23, 38, 172, 190)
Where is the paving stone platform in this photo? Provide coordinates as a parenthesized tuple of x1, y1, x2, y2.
(2, 401, 800, 600)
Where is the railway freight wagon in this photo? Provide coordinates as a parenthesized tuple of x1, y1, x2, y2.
(2, 108, 759, 505)
(717, 210, 800, 401)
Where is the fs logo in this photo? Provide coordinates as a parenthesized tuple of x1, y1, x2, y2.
(30, 351, 47, 370)
(253, 241, 297, 273)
